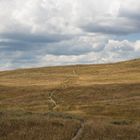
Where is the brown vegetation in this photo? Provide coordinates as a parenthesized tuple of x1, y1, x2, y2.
(0, 59, 140, 139)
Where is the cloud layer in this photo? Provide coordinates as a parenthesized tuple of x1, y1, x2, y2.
(0, 0, 140, 70)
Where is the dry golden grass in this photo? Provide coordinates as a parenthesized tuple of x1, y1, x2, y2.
(0, 58, 140, 139)
(0, 111, 81, 140)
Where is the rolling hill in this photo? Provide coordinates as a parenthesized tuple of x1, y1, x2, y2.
(0, 59, 140, 140)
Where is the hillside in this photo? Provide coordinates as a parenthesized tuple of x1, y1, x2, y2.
(0, 59, 140, 140)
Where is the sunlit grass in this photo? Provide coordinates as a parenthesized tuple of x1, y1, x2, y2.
(0, 59, 140, 139)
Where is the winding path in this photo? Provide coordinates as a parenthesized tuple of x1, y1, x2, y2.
(47, 68, 85, 140)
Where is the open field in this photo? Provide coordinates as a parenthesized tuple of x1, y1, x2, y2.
(0, 59, 140, 140)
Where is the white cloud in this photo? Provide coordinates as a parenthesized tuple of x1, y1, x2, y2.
(135, 41, 140, 51)
(1, 0, 140, 35)
(0, 0, 140, 70)
(106, 40, 134, 52)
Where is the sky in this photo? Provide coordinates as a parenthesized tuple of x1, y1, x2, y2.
(0, 0, 140, 70)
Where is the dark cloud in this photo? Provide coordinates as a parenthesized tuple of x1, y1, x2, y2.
(81, 16, 140, 35)
(82, 23, 133, 35)
(0, 32, 80, 54)
(0, 32, 105, 56)
(0, 39, 98, 56)
(0, 32, 73, 43)
(118, 1, 140, 21)
(119, 10, 140, 21)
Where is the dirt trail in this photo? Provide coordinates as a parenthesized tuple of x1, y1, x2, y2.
(47, 68, 85, 140)
(71, 121, 85, 140)
(48, 91, 57, 110)
(47, 68, 78, 111)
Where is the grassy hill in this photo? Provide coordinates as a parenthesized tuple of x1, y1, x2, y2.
(0, 59, 140, 140)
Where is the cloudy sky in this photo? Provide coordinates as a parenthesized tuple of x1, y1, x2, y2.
(0, 0, 140, 70)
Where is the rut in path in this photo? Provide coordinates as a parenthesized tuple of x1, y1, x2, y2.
(71, 121, 85, 140)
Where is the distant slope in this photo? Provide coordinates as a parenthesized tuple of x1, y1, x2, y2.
(0, 58, 140, 87)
